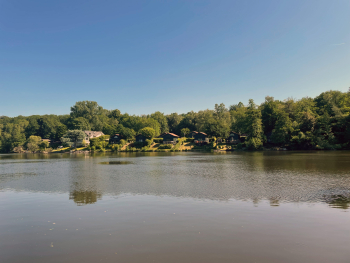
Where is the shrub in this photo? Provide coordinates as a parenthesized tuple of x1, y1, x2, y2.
(145, 139, 153, 147)
(246, 138, 263, 150)
(153, 138, 163, 143)
(133, 142, 144, 148)
(158, 144, 172, 149)
(185, 138, 194, 143)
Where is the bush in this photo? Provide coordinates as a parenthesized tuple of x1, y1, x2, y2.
(120, 139, 127, 146)
(158, 144, 172, 149)
(246, 138, 263, 150)
(153, 138, 163, 143)
(185, 138, 194, 142)
(133, 142, 144, 148)
(145, 139, 153, 147)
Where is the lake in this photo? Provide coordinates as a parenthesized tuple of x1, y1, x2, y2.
(0, 151, 349, 263)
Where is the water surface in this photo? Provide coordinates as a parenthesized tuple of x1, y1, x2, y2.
(1, 151, 349, 262)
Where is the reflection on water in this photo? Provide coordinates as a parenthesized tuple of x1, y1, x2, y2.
(1, 152, 350, 263)
(99, 161, 132, 165)
(69, 190, 102, 205)
(1, 151, 350, 209)
(326, 195, 350, 209)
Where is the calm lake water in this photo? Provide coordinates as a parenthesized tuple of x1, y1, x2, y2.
(1, 151, 350, 263)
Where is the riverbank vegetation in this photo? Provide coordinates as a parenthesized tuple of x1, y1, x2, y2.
(1, 89, 350, 153)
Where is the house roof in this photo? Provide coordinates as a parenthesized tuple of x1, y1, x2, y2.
(160, 133, 180, 138)
(191, 131, 198, 134)
(167, 133, 180, 138)
(84, 131, 104, 137)
(197, 132, 207, 136)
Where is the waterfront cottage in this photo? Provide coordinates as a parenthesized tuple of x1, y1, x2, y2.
(109, 134, 122, 144)
(161, 133, 180, 144)
(194, 132, 209, 145)
(189, 131, 198, 138)
(227, 132, 241, 144)
(83, 131, 105, 145)
(135, 134, 147, 143)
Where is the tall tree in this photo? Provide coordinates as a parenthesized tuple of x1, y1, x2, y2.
(61, 130, 86, 149)
(150, 111, 169, 134)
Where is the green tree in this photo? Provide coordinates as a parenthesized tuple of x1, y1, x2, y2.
(39, 140, 50, 151)
(26, 135, 42, 153)
(150, 111, 169, 134)
(61, 130, 86, 149)
(260, 96, 281, 135)
(271, 110, 294, 146)
(55, 124, 67, 140)
(166, 113, 183, 133)
(245, 99, 263, 150)
(120, 127, 136, 141)
(139, 127, 155, 139)
(181, 128, 190, 137)
(69, 117, 91, 131)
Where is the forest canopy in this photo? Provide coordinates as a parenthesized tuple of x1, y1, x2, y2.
(1, 90, 350, 153)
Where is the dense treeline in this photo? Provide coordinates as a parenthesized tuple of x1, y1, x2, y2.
(1, 90, 350, 153)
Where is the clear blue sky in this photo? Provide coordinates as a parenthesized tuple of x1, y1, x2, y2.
(0, 0, 349, 117)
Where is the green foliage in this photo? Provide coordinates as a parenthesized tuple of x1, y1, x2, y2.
(246, 138, 263, 150)
(181, 128, 190, 137)
(60, 130, 86, 149)
(39, 141, 50, 150)
(25, 135, 42, 152)
(158, 144, 172, 149)
(139, 127, 155, 139)
(150, 111, 169, 134)
(153, 138, 163, 143)
(145, 139, 153, 147)
(2, 90, 350, 153)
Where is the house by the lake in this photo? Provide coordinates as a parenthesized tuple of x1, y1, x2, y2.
(160, 133, 180, 144)
(135, 134, 147, 143)
(84, 131, 105, 145)
(227, 131, 241, 144)
(109, 134, 122, 144)
(189, 131, 198, 138)
(194, 132, 209, 145)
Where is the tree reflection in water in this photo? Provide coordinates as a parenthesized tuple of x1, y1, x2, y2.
(69, 189, 102, 206)
(324, 194, 350, 210)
